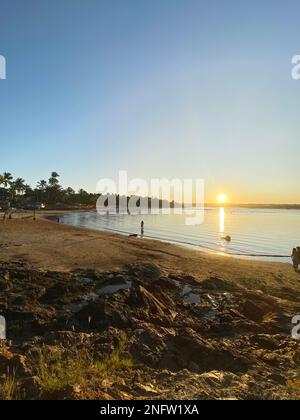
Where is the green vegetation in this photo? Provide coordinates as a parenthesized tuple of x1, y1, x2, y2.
(0, 171, 99, 209)
(0, 371, 21, 400)
(32, 339, 133, 395)
(0, 170, 177, 211)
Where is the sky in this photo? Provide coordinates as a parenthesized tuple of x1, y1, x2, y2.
(0, 0, 299, 203)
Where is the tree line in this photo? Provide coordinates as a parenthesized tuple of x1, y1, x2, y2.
(0, 171, 99, 209)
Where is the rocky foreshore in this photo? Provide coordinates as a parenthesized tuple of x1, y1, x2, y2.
(0, 261, 300, 400)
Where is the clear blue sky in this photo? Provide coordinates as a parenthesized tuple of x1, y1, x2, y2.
(0, 0, 299, 203)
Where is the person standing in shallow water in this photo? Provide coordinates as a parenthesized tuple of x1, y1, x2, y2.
(291, 248, 299, 272)
(141, 220, 144, 237)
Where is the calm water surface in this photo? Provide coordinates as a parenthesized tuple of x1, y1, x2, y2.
(60, 208, 300, 262)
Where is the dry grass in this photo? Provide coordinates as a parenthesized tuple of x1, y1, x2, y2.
(0, 371, 21, 400)
(32, 336, 133, 395)
(287, 377, 300, 400)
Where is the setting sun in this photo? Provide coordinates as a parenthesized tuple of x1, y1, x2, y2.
(217, 193, 227, 203)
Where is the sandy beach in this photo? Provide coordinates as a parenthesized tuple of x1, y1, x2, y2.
(1, 211, 300, 400)
(0, 211, 299, 293)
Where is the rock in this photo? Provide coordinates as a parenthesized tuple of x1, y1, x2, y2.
(76, 295, 131, 329)
(44, 383, 82, 400)
(240, 298, 279, 322)
(1, 263, 299, 400)
(129, 263, 161, 285)
(199, 371, 234, 386)
(201, 277, 242, 292)
(9, 354, 29, 377)
(0, 276, 10, 292)
(0, 271, 10, 284)
(22, 375, 42, 398)
(128, 285, 177, 324)
(134, 383, 159, 396)
(0, 348, 29, 377)
(129, 323, 171, 366)
(169, 328, 251, 373)
(0, 346, 13, 374)
(153, 276, 180, 291)
(188, 361, 200, 373)
(76, 277, 94, 285)
(41, 282, 85, 304)
(93, 327, 129, 354)
(248, 334, 280, 350)
(267, 373, 286, 385)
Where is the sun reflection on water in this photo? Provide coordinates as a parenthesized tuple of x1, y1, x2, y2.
(219, 207, 225, 234)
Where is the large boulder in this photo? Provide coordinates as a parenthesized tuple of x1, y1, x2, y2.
(162, 328, 251, 373)
(75, 293, 131, 330)
(239, 293, 281, 322)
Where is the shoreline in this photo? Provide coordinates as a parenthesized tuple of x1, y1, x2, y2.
(1, 210, 300, 400)
(1, 208, 294, 266)
(0, 211, 298, 287)
(43, 209, 292, 263)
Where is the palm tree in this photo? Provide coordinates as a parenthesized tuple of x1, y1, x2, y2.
(37, 180, 47, 190)
(65, 187, 75, 195)
(78, 189, 88, 196)
(48, 172, 60, 187)
(48, 172, 61, 204)
(24, 185, 33, 196)
(9, 181, 17, 204)
(2, 172, 13, 188)
(0, 175, 5, 203)
(14, 178, 26, 195)
(37, 180, 47, 202)
(1, 172, 13, 207)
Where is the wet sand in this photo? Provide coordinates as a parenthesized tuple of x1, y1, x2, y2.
(0, 211, 299, 295)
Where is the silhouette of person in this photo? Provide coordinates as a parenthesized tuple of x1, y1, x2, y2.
(141, 220, 144, 237)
